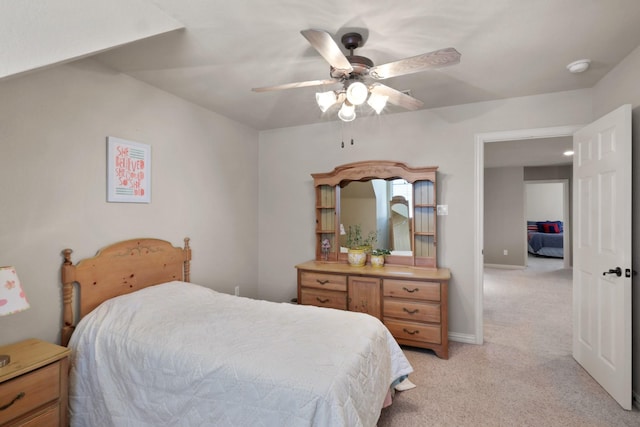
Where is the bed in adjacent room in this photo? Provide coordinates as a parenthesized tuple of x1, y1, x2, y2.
(61, 238, 412, 427)
(527, 221, 564, 258)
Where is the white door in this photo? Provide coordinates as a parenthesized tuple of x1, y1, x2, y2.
(573, 104, 632, 410)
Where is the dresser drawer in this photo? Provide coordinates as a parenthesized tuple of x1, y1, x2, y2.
(300, 271, 347, 291)
(384, 298, 441, 323)
(384, 319, 442, 344)
(0, 362, 60, 426)
(13, 404, 59, 427)
(300, 288, 347, 310)
(384, 279, 440, 301)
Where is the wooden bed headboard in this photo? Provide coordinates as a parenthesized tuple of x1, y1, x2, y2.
(61, 237, 191, 346)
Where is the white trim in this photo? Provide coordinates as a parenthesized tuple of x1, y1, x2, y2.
(477, 125, 583, 142)
(562, 180, 571, 269)
(474, 132, 485, 345)
(484, 263, 525, 270)
(448, 332, 477, 345)
(474, 125, 583, 346)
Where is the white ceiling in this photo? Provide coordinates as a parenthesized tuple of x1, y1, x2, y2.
(86, 0, 640, 131)
(0, 0, 183, 80)
(484, 137, 573, 168)
(4, 0, 640, 134)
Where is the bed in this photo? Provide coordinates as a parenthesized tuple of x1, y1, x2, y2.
(527, 221, 564, 258)
(60, 238, 413, 427)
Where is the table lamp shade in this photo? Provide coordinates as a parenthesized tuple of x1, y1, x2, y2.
(0, 266, 30, 316)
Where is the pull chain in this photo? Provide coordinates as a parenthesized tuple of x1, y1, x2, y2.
(339, 122, 355, 148)
(340, 138, 355, 148)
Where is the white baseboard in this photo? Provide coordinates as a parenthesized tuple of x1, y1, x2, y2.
(484, 263, 525, 270)
(449, 332, 478, 344)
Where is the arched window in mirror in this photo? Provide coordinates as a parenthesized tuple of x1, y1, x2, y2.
(389, 179, 413, 253)
(389, 194, 412, 252)
(391, 179, 412, 207)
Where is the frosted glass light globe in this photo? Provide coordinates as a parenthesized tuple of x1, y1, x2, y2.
(338, 102, 356, 122)
(315, 91, 337, 112)
(367, 92, 388, 114)
(346, 81, 368, 105)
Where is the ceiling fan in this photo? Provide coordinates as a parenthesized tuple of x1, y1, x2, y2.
(252, 29, 461, 121)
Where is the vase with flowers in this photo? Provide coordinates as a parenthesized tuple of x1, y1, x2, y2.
(370, 248, 391, 267)
(321, 238, 331, 261)
(345, 225, 377, 267)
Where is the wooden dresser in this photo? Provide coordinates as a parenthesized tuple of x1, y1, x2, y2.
(296, 261, 450, 359)
(0, 339, 70, 427)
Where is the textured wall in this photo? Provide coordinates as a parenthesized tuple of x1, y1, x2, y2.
(0, 58, 258, 346)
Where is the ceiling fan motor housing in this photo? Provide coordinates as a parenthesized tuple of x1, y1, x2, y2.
(341, 32, 364, 50)
(329, 32, 374, 79)
(330, 56, 373, 78)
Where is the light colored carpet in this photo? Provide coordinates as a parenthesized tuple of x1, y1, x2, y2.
(378, 255, 639, 426)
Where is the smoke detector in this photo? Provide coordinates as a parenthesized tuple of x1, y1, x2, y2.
(566, 59, 591, 73)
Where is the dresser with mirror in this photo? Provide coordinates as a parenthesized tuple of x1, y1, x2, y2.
(296, 160, 451, 358)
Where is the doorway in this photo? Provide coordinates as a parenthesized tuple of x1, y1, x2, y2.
(473, 125, 582, 344)
(525, 179, 571, 269)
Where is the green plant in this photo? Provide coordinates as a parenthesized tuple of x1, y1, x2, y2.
(371, 248, 391, 256)
(345, 225, 377, 249)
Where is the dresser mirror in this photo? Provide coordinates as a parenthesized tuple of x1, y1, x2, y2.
(312, 161, 438, 268)
(339, 179, 413, 255)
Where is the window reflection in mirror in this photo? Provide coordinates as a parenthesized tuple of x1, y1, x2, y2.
(339, 179, 413, 255)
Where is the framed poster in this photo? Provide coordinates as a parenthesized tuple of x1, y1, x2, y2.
(107, 136, 151, 203)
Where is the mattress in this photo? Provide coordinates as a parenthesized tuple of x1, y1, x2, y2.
(68, 281, 413, 427)
(527, 231, 563, 253)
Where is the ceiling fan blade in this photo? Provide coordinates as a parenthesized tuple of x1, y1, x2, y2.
(252, 78, 339, 92)
(369, 47, 461, 80)
(301, 29, 353, 74)
(370, 84, 424, 110)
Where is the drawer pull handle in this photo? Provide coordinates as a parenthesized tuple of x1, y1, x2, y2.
(0, 392, 25, 411)
(402, 287, 420, 293)
(316, 297, 329, 304)
(403, 328, 420, 335)
(403, 307, 419, 315)
(316, 279, 329, 285)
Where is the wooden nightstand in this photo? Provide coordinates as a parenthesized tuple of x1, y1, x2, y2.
(0, 339, 70, 427)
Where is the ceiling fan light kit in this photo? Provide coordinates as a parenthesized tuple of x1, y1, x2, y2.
(345, 81, 368, 105)
(367, 92, 389, 114)
(253, 29, 461, 123)
(316, 80, 384, 121)
(316, 91, 338, 112)
(338, 101, 356, 122)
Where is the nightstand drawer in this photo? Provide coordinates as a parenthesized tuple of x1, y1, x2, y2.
(0, 362, 60, 425)
(300, 288, 347, 310)
(383, 279, 440, 301)
(384, 319, 442, 344)
(384, 298, 441, 323)
(16, 405, 59, 427)
(300, 272, 347, 291)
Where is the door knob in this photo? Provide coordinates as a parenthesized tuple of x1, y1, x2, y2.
(602, 267, 622, 277)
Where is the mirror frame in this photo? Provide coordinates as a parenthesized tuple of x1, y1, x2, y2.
(312, 160, 438, 268)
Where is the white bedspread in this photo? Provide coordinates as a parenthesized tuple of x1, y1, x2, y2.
(68, 281, 413, 427)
